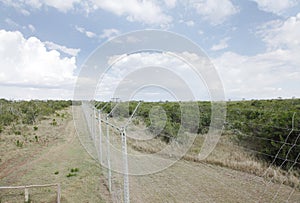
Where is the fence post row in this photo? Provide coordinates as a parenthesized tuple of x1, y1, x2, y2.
(91, 101, 141, 203)
(0, 183, 61, 203)
(97, 102, 110, 165)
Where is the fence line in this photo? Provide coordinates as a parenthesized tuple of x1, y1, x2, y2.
(81, 101, 141, 203)
(0, 183, 61, 203)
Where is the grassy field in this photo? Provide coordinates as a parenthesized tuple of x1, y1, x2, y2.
(0, 107, 110, 203)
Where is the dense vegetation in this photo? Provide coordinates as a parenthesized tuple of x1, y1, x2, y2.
(96, 99, 300, 170)
(226, 99, 300, 170)
(0, 99, 72, 132)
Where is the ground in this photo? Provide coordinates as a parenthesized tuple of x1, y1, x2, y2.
(0, 107, 111, 203)
(0, 106, 299, 202)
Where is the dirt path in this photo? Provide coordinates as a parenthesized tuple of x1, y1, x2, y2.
(0, 107, 111, 203)
(95, 113, 300, 202)
(128, 158, 300, 202)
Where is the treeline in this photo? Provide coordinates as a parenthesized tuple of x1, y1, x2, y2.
(0, 99, 72, 132)
(95, 101, 211, 141)
(226, 99, 300, 170)
(95, 99, 300, 169)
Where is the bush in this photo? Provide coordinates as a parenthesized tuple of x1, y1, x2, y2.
(50, 119, 57, 126)
(70, 168, 79, 173)
(66, 173, 77, 178)
(54, 171, 59, 175)
(226, 99, 300, 170)
(33, 126, 38, 131)
(14, 131, 21, 135)
(0, 99, 72, 127)
(16, 140, 23, 147)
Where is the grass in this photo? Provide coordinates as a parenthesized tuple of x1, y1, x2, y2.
(0, 107, 109, 202)
(128, 130, 300, 190)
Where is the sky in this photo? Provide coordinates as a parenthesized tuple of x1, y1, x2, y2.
(0, 0, 299, 101)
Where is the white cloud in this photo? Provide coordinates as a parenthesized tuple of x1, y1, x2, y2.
(75, 26, 96, 38)
(251, 0, 298, 15)
(186, 20, 195, 27)
(164, 0, 176, 8)
(210, 37, 230, 51)
(198, 30, 204, 35)
(214, 49, 300, 99)
(85, 31, 96, 38)
(178, 19, 195, 26)
(5, 18, 19, 27)
(90, 0, 172, 25)
(97, 52, 210, 101)
(0, 0, 80, 13)
(43, 0, 80, 12)
(100, 29, 120, 39)
(28, 24, 35, 32)
(257, 13, 300, 50)
(190, 0, 239, 25)
(2, 0, 172, 25)
(75, 26, 120, 40)
(213, 13, 300, 99)
(0, 0, 30, 15)
(0, 29, 77, 99)
(44, 41, 80, 56)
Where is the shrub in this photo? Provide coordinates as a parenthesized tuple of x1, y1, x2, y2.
(50, 119, 57, 126)
(54, 171, 59, 175)
(14, 131, 21, 135)
(66, 173, 77, 178)
(16, 140, 23, 147)
(33, 126, 38, 131)
(70, 168, 79, 173)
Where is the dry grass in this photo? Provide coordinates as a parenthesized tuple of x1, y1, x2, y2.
(127, 127, 300, 190)
(0, 107, 111, 203)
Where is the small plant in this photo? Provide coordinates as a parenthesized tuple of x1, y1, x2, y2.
(34, 135, 38, 142)
(33, 126, 38, 131)
(66, 173, 77, 178)
(14, 130, 21, 135)
(54, 171, 59, 175)
(50, 119, 57, 126)
(70, 168, 79, 173)
(66, 167, 79, 177)
(16, 140, 23, 147)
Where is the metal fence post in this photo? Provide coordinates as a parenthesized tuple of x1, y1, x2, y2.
(90, 108, 93, 139)
(106, 116, 112, 192)
(122, 129, 130, 203)
(98, 110, 103, 164)
(24, 187, 29, 202)
(57, 184, 61, 203)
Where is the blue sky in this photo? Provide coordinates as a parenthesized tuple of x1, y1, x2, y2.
(0, 0, 299, 100)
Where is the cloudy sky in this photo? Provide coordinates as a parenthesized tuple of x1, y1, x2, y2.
(0, 0, 299, 100)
